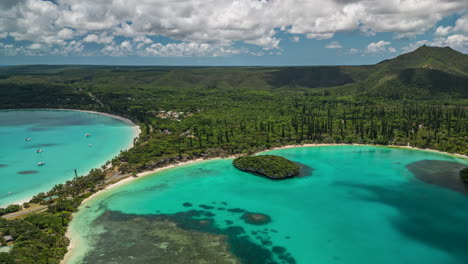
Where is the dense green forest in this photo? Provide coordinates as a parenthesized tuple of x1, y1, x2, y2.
(0, 45, 467, 263)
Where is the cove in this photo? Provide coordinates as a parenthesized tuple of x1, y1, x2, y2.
(66, 145, 468, 264)
(0, 110, 138, 207)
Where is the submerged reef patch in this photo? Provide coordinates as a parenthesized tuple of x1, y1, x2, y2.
(83, 211, 240, 264)
(82, 205, 294, 264)
(241, 212, 272, 225)
(0, 164, 7, 168)
(407, 160, 468, 195)
(293, 161, 314, 177)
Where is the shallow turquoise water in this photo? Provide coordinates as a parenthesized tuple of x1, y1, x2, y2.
(0, 110, 137, 206)
(69, 146, 468, 264)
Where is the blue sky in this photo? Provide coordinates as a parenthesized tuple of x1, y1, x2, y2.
(0, 0, 467, 66)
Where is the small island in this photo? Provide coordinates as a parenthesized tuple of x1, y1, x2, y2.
(233, 155, 300, 179)
(461, 167, 468, 183)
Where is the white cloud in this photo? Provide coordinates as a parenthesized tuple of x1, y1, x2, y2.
(434, 26, 452, 36)
(144, 42, 244, 57)
(57, 28, 75, 40)
(28, 43, 43, 50)
(0, 0, 467, 57)
(83, 34, 113, 44)
(52, 40, 84, 55)
(454, 14, 468, 33)
(403, 34, 468, 53)
(444, 34, 468, 51)
(134, 36, 153, 44)
(366, 40, 392, 53)
(325, 41, 342, 49)
(306, 33, 335, 40)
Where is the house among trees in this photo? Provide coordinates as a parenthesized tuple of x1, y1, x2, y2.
(3, 235, 13, 243)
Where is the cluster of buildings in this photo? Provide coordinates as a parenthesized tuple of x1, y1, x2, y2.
(156, 110, 185, 121)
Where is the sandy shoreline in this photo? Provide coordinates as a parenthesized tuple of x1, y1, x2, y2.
(62, 143, 467, 263)
(0, 108, 141, 208)
(1, 108, 140, 129)
(259, 143, 468, 159)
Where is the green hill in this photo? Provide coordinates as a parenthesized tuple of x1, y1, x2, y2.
(374, 45, 468, 77)
(0, 45, 466, 102)
(333, 46, 468, 100)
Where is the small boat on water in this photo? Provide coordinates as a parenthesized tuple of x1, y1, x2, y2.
(37, 162, 45, 166)
(25, 138, 31, 142)
(85, 133, 91, 137)
(36, 149, 43, 153)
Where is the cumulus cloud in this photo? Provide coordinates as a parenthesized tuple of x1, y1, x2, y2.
(325, 41, 342, 49)
(0, 0, 467, 57)
(403, 34, 468, 53)
(434, 26, 452, 36)
(28, 43, 43, 50)
(83, 34, 114, 44)
(143, 42, 244, 57)
(366, 40, 392, 53)
(454, 14, 468, 33)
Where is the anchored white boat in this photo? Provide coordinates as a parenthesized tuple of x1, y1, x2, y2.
(36, 149, 43, 153)
(25, 138, 31, 141)
(85, 133, 91, 137)
(37, 162, 45, 166)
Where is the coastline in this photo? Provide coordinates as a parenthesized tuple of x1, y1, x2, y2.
(62, 143, 467, 263)
(61, 157, 217, 264)
(257, 143, 468, 159)
(0, 108, 140, 129)
(0, 108, 141, 208)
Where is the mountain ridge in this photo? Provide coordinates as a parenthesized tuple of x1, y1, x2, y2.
(0, 45, 466, 100)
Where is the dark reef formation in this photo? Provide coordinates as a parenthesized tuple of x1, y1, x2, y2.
(460, 167, 468, 183)
(0, 164, 7, 168)
(293, 161, 314, 177)
(81, 202, 295, 264)
(233, 155, 300, 179)
(407, 160, 468, 195)
(241, 212, 272, 225)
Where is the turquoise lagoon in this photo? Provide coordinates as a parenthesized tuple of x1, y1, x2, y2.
(68, 146, 468, 264)
(0, 110, 138, 207)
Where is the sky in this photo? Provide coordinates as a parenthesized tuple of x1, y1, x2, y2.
(0, 0, 467, 66)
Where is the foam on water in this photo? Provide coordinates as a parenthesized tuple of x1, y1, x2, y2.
(68, 146, 468, 264)
(0, 110, 138, 206)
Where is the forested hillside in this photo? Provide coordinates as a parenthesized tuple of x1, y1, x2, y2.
(0, 46, 467, 171)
